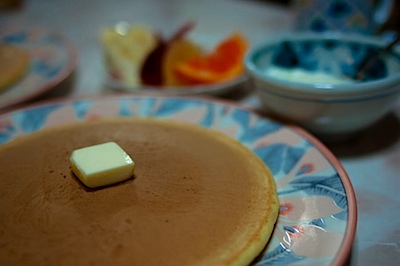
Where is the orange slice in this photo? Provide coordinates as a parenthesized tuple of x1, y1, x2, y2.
(162, 39, 203, 86)
(174, 33, 248, 85)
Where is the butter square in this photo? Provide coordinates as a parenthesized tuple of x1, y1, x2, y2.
(70, 142, 135, 188)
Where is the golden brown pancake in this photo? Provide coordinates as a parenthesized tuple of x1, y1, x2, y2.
(0, 118, 278, 266)
(0, 44, 30, 91)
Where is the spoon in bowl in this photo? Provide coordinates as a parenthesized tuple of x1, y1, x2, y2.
(355, 34, 400, 80)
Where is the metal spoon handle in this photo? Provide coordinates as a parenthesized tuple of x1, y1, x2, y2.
(356, 34, 400, 80)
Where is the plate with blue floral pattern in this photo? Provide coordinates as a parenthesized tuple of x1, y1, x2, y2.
(0, 95, 357, 265)
(0, 24, 77, 111)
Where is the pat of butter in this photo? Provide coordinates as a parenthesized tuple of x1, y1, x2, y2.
(70, 142, 135, 188)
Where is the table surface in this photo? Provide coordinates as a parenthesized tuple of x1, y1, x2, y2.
(1, 0, 399, 265)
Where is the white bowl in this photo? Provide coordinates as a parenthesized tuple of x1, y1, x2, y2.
(245, 32, 400, 139)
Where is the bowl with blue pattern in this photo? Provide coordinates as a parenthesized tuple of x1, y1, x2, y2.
(245, 32, 400, 138)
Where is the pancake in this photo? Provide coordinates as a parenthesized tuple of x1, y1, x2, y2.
(0, 44, 30, 91)
(0, 118, 279, 266)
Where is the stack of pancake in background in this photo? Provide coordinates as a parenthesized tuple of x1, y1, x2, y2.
(0, 45, 30, 91)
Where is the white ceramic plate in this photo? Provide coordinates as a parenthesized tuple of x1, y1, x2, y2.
(0, 24, 77, 111)
(105, 74, 248, 96)
(101, 21, 248, 96)
(0, 95, 357, 265)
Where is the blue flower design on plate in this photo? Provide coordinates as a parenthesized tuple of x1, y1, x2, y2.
(1, 30, 27, 43)
(12, 104, 61, 133)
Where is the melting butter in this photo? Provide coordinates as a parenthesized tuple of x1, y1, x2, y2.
(70, 142, 135, 188)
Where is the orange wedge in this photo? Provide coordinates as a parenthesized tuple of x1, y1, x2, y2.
(162, 38, 203, 86)
(174, 33, 248, 85)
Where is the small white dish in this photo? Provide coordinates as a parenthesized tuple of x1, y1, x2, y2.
(101, 21, 248, 96)
(104, 73, 248, 96)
